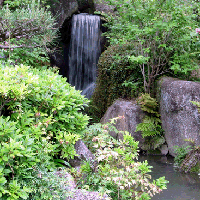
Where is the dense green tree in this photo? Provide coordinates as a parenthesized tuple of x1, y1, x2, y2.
(0, 0, 57, 67)
(99, 0, 200, 93)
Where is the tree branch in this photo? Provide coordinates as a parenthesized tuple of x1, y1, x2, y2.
(0, 44, 41, 49)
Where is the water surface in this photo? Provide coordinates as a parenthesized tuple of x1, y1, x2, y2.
(138, 155, 200, 200)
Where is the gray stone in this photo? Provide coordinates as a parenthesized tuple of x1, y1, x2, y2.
(159, 144, 168, 155)
(55, 170, 109, 200)
(158, 77, 200, 157)
(94, 0, 115, 13)
(101, 99, 145, 148)
(66, 189, 109, 200)
(55, 170, 76, 191)
(50, 0, 95, 28)
(50, 0, 78, 28)
(69, 139, 97, 169)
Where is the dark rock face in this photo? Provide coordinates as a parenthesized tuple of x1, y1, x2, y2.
(69, 139, 97, 170)
(159, 144, 169, 155)
(50, 0, 78, 28)
(158, 77, 200, 157)
(101, 99, 145, 148)
(78, 0, 95, 13)
(50, 0, 95, 28)
(0, 0, 4, 7)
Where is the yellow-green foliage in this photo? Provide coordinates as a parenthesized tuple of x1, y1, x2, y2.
(90, 43, 143, 121)
(136, 94, 163, 138)
(0, 64, 89, 199)
(191, 101, 200, 112)
(137, 93, 160, 117)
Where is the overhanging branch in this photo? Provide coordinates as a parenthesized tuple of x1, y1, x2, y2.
(0, 44, 41, 49)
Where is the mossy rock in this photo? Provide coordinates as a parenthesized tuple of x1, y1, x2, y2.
(190, 162, 200, 173)
(179, 148, 200, 173)
(90, 43, 143, 121)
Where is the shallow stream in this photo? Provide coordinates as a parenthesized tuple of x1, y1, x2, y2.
(138, 155, 200, 200)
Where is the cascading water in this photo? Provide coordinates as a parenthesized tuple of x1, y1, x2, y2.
(68, 13, 101, 98)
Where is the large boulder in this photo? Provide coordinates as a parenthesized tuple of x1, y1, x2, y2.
(101, 99, 145, 148)
(158, 77, 200, 157)
(69, 139, 97, 170)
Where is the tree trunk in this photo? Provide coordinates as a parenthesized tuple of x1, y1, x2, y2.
(0, 0, 4, 8)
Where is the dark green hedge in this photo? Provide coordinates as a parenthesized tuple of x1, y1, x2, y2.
(90, 43, 143, 121)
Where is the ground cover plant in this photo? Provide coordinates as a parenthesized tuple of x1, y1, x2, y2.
(74, 118, 169, 200)
(135, 93, 165, 152)
(0, 64, 89, 199)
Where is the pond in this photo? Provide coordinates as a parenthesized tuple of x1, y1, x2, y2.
(138, 155, 200, 200)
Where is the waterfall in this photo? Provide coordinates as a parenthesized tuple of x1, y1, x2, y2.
(68, 13, 101, 98)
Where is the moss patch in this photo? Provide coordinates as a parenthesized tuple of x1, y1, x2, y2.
(90, 43, 143, 121)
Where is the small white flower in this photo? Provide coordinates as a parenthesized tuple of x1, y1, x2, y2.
(119, 186, 124, 190)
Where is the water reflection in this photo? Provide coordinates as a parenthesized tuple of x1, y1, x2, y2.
(138, 155, 200, 200)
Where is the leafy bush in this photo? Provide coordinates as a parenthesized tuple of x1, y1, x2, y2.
(100, 0, 200, 93)
(0, 1, 57, 67)
(0, 115, 71, 199)
(77, 119, 168, 199)
(0, 64, 89, 199)
(3, 0, 57, 10)
(3, 0, 51, 9)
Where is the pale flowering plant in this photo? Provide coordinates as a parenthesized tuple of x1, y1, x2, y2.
(80, 118, 168, 199)
(196, 28, 200, 34)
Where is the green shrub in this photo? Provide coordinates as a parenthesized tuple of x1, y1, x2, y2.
(90, 43, 144, 121)
(100, 0, 200, 93)
(0, 115, 65, 199)
(77, 119, 168, 199)
(91, 0, 200, 121)
(0, 63, 89, 199)
(3, 0, 57, 10)
(0, 1, 57, 67)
